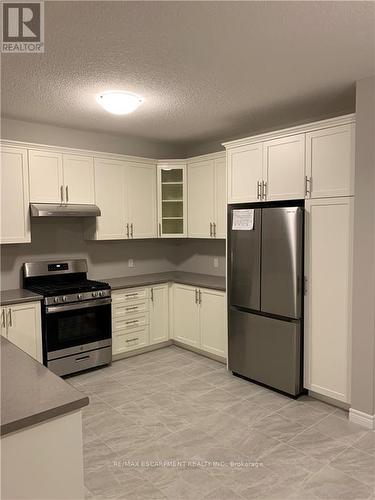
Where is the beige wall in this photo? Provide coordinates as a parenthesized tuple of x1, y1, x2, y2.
(351, 76, 375, 416)
(1, 118, 184, 159)
(0, 220, 225, 290)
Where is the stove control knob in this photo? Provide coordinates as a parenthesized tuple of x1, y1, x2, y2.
(92, 292, 98, 298)
(62, 296, 67, 302)
(77, 294, 83, 300)
(98, 291, 103, 297)
(54, 297, 59, 303)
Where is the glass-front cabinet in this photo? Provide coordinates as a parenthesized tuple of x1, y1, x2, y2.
(157, 162, 187, 237)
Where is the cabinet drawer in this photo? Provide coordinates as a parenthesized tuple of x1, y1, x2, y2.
(113, 326, 149, 353)
(113, 300, 149, 317)
(113, 313, 149, 332)
(113, 288, 148, 303)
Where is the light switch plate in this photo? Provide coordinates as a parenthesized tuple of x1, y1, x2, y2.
(213, 257, 219, 268)
(128, 258, 134, 268)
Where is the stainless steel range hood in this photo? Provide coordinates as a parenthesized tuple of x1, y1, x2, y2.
(30, 203, 101, 217)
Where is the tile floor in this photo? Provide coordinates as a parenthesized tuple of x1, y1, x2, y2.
(68, 346, 375, 500)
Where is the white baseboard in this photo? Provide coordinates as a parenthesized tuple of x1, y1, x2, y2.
(349, 408, 375, 429)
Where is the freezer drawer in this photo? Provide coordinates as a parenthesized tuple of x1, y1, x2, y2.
(228, 307, 302, 396)
(229, 208, 261, 311)
(261, 206, 303, 319)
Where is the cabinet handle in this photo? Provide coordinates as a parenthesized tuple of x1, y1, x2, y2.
(305, 176, 312, 197)
(126, 337, 139, 343)
(1, 309, 5, 329)
(126, 223, 129, 238)
(126, 319, 138, 325)
(198, 290, 202, 304)
(304, 277, 308, 295)
(66, 185, 69, 203)
(60, 185, 64, 203)
(213, 222, 216, 238)
(150, 288, 154, 302)
(8, 308, 12, 328)
(130, 223, 134, 238)
(126, 306, 138, 311)
(262, 181, 267, 200)
(125, 293, 138, 299)
(210, 223, 213, 238)
(257, 181, 261, 200)
(158, 223, 161, 237)
(195, 289, 198, 304)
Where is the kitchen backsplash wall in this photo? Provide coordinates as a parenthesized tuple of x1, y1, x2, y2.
(0, 220, 226, 290)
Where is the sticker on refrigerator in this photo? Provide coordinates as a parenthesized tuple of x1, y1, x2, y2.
(232, 209, 254, 230)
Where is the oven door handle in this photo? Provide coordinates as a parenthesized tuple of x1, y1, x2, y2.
(45, 297, 112, 314)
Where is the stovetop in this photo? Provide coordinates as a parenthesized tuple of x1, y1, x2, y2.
(25, 279, 110, 297)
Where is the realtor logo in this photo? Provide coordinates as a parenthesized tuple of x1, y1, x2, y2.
(2, 2, 44, 53)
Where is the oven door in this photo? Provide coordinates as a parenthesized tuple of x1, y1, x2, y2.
(45, 298, 112, 359)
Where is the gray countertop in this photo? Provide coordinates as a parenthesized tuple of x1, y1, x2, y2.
(106, 271, 226, 292)
(0, 289, 43, 306)
(1, 337, 89, 436)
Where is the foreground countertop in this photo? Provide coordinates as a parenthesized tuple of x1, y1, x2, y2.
(0, 337, 89, 436)
(106, 271, 226, 292)
(0, 288, 43, 306)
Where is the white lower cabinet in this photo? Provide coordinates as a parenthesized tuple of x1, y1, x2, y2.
(171, 284, 227, 357)
(304, 197, 353, 403)
(1, 301, 42, 363)
(150, 284, 169, 345)
(171, 284, 200, 347)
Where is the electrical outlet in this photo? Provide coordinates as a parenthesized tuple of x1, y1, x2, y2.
(213, 257, 219, 268)
(128, 258, 134, 268)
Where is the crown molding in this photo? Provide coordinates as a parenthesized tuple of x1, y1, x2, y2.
(222, 113, 356, 149)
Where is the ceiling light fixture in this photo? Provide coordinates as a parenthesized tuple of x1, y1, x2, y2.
(96, 91, 143, 115)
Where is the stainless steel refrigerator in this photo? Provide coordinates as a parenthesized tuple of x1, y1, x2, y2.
(228, 202, 304, 397)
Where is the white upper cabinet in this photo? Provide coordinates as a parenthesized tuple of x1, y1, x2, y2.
(263, 134, 305, 201)
(214, 157, 227, 238)
(188, 160, 215, 238)
(187, 156, 226, 238)
(1, 147, 31, 244)
(29, 150, 63, 203)
(88, 158, 127, 240)
(306, 124, 355, 198)
(62, 154, 94, 204)
(127, 163, 157, 239)
(227, 143, 263, 203)
(304, 197, 353, 403)
(29, 149, 95, 204)
(157, 163, 187, 238)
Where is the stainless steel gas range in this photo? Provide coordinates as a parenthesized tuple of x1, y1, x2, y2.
(23, 259, 112, 376)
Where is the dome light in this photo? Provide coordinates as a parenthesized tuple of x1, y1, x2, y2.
(96, 91, 143, 115)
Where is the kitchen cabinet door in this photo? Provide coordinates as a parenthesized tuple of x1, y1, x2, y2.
(28, 150, 63, 203)
(5, 302, 43, 362)
(306, 124, 355, 198)
(263, 134, 305, 201)
(0, 307, 7, 338)
(188, 160, 215, 238)
(172, 284, 199, 347)
(157, 164, 187, 238)
(304, 197, 353, 403)
(127, 163, 157, 239)
(199, 288, 227, 357)
(63, 154, 95, 204)
(88, 158, 127, 240)
(1, 147, 31, 244)
(149, 284, 169, 344)
(214, 157, 227, 238)
(227, 143, 263, 203)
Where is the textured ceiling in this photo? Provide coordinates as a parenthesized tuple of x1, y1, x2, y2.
(2, 1, 375, 150)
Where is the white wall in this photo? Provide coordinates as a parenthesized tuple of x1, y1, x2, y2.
(1, 118, 184, 159)
(351, 76, 375, 417)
